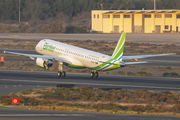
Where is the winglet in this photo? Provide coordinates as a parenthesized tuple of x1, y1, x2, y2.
(111, 32, 126, 61)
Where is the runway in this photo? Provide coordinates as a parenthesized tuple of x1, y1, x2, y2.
(0, 33, 180, 45)
(1, 66, 180, 120)
(0, 106, 179, 120)
(0, 69, 180, 119)
(0, 69, 180, 95)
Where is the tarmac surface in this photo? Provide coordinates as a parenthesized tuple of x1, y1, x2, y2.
(0, 50, 180, 120)
(0, 33, 180, 44)
(0, 69, 180, 120)
(0, 69, 180, 95)
(0, 106, 179, 120)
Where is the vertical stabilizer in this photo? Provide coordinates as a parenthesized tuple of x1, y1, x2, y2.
(111, 32, 126, 61)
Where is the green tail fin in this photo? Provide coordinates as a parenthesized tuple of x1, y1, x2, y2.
(111, 32, 126, 61)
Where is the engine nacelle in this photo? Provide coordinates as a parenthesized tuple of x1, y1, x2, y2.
(36, 58, 53, 69)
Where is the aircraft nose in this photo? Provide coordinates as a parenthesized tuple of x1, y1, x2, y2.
(35, 43, 39, 51)
(35, 41, 43, 51)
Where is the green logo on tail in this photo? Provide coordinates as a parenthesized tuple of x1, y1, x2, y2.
(111, 32, 126, 60)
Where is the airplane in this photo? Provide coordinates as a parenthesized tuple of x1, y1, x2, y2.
(4, 32, 174, 78)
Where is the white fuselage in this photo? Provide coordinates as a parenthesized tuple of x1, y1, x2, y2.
(35, 39, 112, 68)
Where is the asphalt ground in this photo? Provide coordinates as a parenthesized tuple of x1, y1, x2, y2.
(0, 33, 180, 45)
(0, 69, 180, 120)
(0, 106, 179, 120)
(0, 69, 180, 95)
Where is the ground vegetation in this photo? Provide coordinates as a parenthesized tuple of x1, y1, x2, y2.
(1, 87, 180, 115)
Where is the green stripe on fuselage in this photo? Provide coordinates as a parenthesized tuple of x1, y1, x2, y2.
(91, 58, 115, 70)
(38, 66, 48, 70)
(104, 63, 120, 71)
(65, 64, 86, 69)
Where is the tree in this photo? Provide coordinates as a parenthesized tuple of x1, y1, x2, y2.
(0, 0, 180, 21)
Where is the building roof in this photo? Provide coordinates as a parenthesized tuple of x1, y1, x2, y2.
(93, 9, 180, 14)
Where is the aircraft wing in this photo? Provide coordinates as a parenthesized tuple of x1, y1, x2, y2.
(122, 53, 175, 60)
(4, 51, 73, 64)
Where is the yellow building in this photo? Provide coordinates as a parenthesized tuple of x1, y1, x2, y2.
(91, 10, 180, 33)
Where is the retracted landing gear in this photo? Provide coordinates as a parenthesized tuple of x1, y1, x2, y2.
(58, 62, 66, 77)
(90, 70, 98, 78)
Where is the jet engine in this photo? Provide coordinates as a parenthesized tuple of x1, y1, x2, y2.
(36, 58, 53, 69)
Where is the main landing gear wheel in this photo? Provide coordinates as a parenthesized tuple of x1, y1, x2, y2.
(58, 71, 62, 77)
(90, 72, 94, 78)
(62, 71, 66, 77)
(58, 71, 66, 77)
(91, 70, 98, 78)
(95, 72, 98, 78)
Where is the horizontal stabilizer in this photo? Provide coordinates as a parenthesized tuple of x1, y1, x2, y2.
(122, 53, 175, 60)
(98, 61, 118, 65)
(120, 61, 148, 65)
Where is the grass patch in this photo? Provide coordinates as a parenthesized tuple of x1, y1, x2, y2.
(0, 62, 4, 67)
(1, 87, 180, 116)
(163, 72, 179, 77)
(19, 89, 33, 95)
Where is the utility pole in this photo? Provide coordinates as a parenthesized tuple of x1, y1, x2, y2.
(101, 4, 103, 10)
(19, 0, 20, 22)
(154, 0, 156, 10)
(101, 4, 103, 33)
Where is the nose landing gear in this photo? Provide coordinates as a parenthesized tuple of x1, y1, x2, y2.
(58, 61, 66, 77)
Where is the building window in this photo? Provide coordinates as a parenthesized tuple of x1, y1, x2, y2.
(113, 15, 120, 18)
(144, 14, 151, 18)
(177, 14, 180, 19)
(165, 25, 169, 29)
(124, 15, 130, 18)
(97, 14, 99, 18)
(94, 14, 96, 18)
(165, 14, 172, 18)
(103, 15, 110, 18)
(155, 14, 162, 18)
